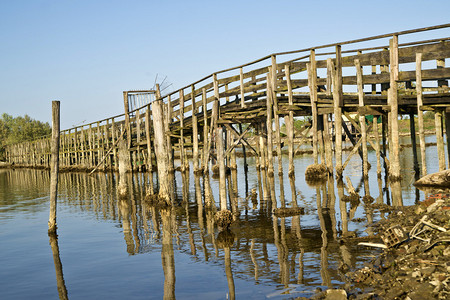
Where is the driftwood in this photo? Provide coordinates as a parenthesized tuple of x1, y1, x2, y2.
(414, 169, 450, 188)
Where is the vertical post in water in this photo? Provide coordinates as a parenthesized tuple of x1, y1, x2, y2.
(202, 88, 209, 173)
(373, 117, 382, 176)
(48, 101, 60, 233)
(333, 46, 343, 178)
(409, 112, 420, 175)
(152, 99, 172, 205)
(191, 85, 200, 173)
(355, 59, 369, 178)
(117, 133, 130, 198)
(123, 91, 131, 148)
(416, 53, 427, 176)
(307, 49, 318, 164)
(285, 64, 295, 177)
(217, 126, 227, 210)
(271, 55, 283, 176)
(266, 72, 274, 176)
(179, 89, 187, 172)
(435, 109, 446, 171)
(389, 36, 401, 180)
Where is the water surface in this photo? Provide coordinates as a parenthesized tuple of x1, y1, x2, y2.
(0, 141, 442, 299)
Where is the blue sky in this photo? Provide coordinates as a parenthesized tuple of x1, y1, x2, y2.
(1, 0, 449, 129)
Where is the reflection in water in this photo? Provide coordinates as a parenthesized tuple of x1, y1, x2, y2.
(161, 208, 176, 300)
(48, 232, 69, 300)
(0, 147, 438, 299)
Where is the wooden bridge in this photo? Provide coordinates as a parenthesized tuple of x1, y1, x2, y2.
(5, 24, 450, 186)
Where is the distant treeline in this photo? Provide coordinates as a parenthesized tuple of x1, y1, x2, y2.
(0, 113, 51, 160)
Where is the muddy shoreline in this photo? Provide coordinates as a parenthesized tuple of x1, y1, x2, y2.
(307, 193, 450, 300)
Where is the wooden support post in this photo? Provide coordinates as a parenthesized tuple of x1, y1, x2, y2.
(307, 50, 319, 164)
(123, 91, 131, 147)
(373, 117, 382, 176)
(152, 99, 172, 204)
(136, 110, 141, 171)
(388, 36, 401, 180)
(191, 85, 200, 173)
(165, 92, 174, 172)
(446, 112, 450, 169)
(239, 123, 248, 173)
(202, 88, 209, 172)
(217, 126, 227, 210)
(323, 114, 333, 173)
(145, 107, 153, 171)
(409, 112, 420, 175)
(266, 72, 274, 176)
(111, 119, 117, 169)
(435, 109, 446, 171)
(371, 65, 377, 95)
(271, 56, 283, 176)
(96, 122, 101, 168)
(355, 59, 369, 178)
(333, 46, 343, 177)
(437, 57, 450, 169)
(416, 53, 427, 176)
(240, 67, 245, 108)
(285, 64, 295, 177)
(48, 101, 60, 233)
(179, 89, 187, 172)
(117, 137, 129, 198)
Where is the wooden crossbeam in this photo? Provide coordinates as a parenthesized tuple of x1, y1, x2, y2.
(224, 124, 258, 156)
(224, 125, 252, 157)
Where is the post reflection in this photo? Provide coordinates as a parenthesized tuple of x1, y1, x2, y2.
(48, 231, 69, 300)
(161, 208, 176, 300)
(217, 230, 236, 300)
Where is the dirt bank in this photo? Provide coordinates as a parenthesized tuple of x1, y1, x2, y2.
(307, 193, 449, 300)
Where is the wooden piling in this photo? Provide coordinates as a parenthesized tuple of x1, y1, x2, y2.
(145, 107, 153, 171)
(416, 53, 427, 176)
(117, 136, 129, 198)
(307, 50, 318, 164)
(284, 64, 295, 177)
(151, 99, 172, 204)
(191, 85, 200, 173)
(435, 109, 446, 171)
(217, 126, 227, 210)
(271, 56, 283, 176)
(123, 91, 131, 147)
(409, 112, 420, 175)
(373, 117, 382, 176)
(355, 59, 369, 178)
(48, 100, 60, 233)
(388, 36, 401, 180)
(240, 67, 245, 108)
(165, 93, 174, 173)
(179, 89, 187, 172)
(202, 88, 209, 172)
(333, 46, 343, 177)
(446, 112, 450, 169)
(266, 72, 275, 176)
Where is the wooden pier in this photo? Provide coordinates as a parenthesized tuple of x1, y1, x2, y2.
(5, 24, 450, 186)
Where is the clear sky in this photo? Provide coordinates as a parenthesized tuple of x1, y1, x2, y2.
(1, 0, 449, 129)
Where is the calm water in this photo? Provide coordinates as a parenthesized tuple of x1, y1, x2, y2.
(0, 138, 443, 299)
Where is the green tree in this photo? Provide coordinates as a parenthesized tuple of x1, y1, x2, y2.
(0, 113, 51, 160)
